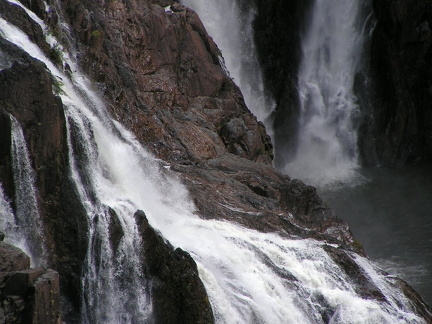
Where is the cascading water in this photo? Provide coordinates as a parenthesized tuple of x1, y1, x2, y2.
(283, 0, 368, 187)
(181, 0, 275, 138)
(7, 115, 46, 266)
(0, 1, 429, 323)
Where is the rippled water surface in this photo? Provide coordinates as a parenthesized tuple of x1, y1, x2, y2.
(320, 166, 432, 306)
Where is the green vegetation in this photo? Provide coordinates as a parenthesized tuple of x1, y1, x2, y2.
(48, 43, 63, 66)
(91, 29, 102, 40)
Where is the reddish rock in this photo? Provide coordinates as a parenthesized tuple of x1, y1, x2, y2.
(60, 0, 272, 165)
(32, 270, 61, 324)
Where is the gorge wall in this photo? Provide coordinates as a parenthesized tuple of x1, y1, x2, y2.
(0, 0, 431, 323)
(362, 0, 432, 166)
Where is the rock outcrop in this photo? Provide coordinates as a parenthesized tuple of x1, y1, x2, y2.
(0, 235, 61, 324)
(58, 0, 272, 165)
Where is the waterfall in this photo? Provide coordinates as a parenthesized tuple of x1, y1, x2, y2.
(8, 115, 46, 266)
(181, 0, 275, 138)
(0, 1, 428, 323)
(282, 0, 368, 187)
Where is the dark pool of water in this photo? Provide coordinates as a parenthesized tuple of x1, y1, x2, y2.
(320, 165, 432, 306)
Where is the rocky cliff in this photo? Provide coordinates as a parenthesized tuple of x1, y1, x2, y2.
(0, 0, 431, 322)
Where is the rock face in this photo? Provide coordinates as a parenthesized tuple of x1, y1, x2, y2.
(359, 0, 432, 166)
(60, 0, 272, 165)
(0, 237, 61, 324)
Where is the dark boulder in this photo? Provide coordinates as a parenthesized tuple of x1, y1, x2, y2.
(134, 210, 214, 324)
(0, 242, 30, 273)
(0, 241, 61, 324)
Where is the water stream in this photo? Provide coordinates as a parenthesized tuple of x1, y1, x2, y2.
(282, 0, 368, 187)
(0, 1, 428, 323)
(3, 115, 46, 267)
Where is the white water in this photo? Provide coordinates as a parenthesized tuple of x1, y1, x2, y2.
(283, 0, 366, 187)
(9, 116, 46, 266)
(0, 2, 428, 323)
(181, 0, 275, 138)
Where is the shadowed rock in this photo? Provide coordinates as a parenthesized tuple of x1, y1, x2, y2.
(0, 241, 61, 324)
(134, 210, 214, 324)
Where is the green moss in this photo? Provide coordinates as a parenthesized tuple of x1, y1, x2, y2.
(48, 43, 63, 66)
(91, 29, 102, 39)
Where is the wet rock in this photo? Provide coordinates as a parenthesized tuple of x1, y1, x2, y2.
(134, 210, 214, 324)
(171, 154, 359, 250)
(3, 267, 46, 297)
(107, 207, 124, 253)
(388, 276, 432, 322)
(0, 242, 30, 273)
(0, 1, 50, 57)
(324, 245, 385, 301)
(31, 269, 61, 324)
(0, 243, 61, 324)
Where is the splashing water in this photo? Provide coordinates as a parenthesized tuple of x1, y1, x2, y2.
(0, 2, 428, 323)
(0, 184, 21, 246)
(283, 0, 368, 188)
